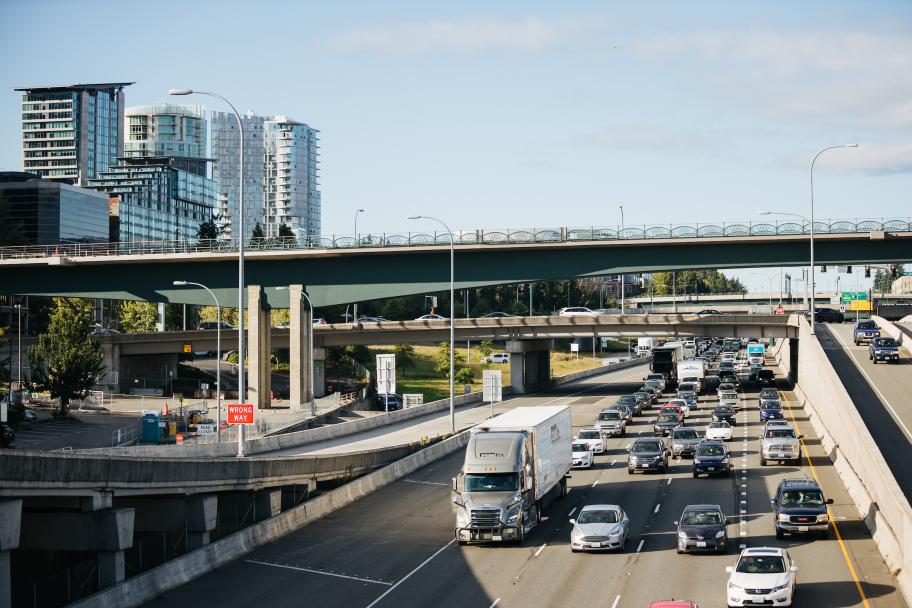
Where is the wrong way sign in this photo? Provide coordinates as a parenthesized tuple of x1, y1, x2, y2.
(227, 403, 254, 425)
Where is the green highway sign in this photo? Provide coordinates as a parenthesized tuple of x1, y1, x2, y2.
(840, 291, 868, 304)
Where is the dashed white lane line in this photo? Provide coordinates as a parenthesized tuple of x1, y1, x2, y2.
(636, 539, 645, 553)
(365, 539, 456, 608)
(666, 478, 672, 486)
(488, 599, 501, 608)
(567, 507, 577, 518)
(611, 595, 622, 608)
(654, 504, 661, 514)
(245, 559, 393, 585)
(534, 543, 547, 557)
(592, 480, 599, 487)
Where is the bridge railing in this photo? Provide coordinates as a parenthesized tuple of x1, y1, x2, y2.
(0, 217, 909, 260)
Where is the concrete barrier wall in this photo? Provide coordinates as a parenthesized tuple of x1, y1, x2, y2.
(71, 431, 471, 608)
(552, 356, 651, 387)
(872, 315, 910, 355)
(773, 319, 912, 605)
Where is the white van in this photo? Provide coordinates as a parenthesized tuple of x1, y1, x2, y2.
(485, 353, 510, 364)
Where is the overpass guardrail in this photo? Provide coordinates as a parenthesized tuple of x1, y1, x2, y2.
(1, 216, 909, 260)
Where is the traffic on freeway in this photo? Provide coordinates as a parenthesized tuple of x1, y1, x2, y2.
(143, 338, 906, 608)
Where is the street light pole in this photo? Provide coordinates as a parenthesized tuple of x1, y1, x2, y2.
(14, 303, 22, 391)
(173, 281, 221, 441)
(408, 214, 455, 433)
(619, 204, 624, 315)
(170, 88, 247, 456)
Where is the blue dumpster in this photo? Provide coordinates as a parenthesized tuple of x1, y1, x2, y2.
(142, 412, 161, 443)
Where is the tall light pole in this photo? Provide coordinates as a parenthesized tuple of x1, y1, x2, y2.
(170, 87, 247, 455)
(751, 273, 774, 313)
(14, 303, 22, 391)
(408, 214, 455, 433)
(619, 204, 625, 315)
(173, 281, 222, 441)
(809, 144, 858, 335)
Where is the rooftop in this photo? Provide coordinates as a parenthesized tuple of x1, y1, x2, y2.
(14, 82, 134, 92)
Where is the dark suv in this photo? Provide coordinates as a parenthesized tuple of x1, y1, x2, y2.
(675, 504, 727, 554)
(813, 307, 844, 323)
(771, 478, 832, 539)
(627, 438, 670, 474)
(853, 319, 880, 345)
(870, 337, 899, 364)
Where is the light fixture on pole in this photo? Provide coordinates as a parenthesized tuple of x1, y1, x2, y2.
(171, 87, 247, 455)
(354, 208, 365, 242)
(408, 214, 455, 433)
(173, 281, 222, 441)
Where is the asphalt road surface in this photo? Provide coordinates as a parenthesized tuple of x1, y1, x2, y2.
(9, 413, 139, 451)
(143, 363, 906, 608)
(817, 323, 912, 504)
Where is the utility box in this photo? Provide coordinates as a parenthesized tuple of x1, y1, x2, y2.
(142, 412, 161, 443)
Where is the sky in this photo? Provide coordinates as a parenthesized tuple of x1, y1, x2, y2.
(1, 0, 910, 293)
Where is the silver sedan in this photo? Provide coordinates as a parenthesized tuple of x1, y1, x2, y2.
(570, 504, 630, 552)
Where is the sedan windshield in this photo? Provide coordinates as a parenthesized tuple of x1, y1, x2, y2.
(598, 412, 621, 421)
(673, 429, 700, 439)
(682, 511, 722, 525)
(737, 555, 785, 574)
(766, 429, 796, 438)
(464, 473, 519, 492)
(578, 509, 619, 525)
(696, 444, 726, 456)
(709, 422, 730, 429)
(780, 490, 824, 506)
(632, 442, 663, 454)
(762, 403, 782, 410)
(579, 430, 601, 439)
(572, 443, 590, 452)
(657, 414, 679, 423)
(618, 395, 637, 405)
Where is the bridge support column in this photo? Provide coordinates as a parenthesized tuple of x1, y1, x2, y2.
(101, 342, 121, 392)
(247, 285, 272, 410)
(117, 494, 218, 551)
(313, 347, 326, 398)
(289, 284, 313, 409)
(506, 339, 553, 394)
(0, 500, 22, 608)
(254, 489, 282, 522)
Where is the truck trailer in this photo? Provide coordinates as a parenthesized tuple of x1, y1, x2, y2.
(652, 342, 684, 388)
(453, 405, 572, 544)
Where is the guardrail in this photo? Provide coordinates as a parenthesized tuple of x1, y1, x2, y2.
(1, 217, 909, 260)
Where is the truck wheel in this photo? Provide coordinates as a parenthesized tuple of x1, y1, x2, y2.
(775, 528, 784, 540)
(872, 358, 877, 365)
(560, 477, 568, 498)
(760, 457, 766, 466)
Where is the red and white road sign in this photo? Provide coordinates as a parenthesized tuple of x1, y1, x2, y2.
(227, 403, 255, 425)
(774, 305, 785, 315)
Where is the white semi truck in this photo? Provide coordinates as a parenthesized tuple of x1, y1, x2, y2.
(637, 337, 655, 357)
(453, 405, 572, 544)
(677, 359, 706, 393)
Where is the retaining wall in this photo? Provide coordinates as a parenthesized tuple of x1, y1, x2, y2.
(773, 318, 911, 605)
(872, 315, 910, 356)
(70, 431, 471, 608)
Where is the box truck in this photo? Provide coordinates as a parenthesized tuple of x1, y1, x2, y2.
(453, 405, 572, 544)
(746, 343, 765, 365)
(652, 342, 685, 388)
(677, 359, 706, 393)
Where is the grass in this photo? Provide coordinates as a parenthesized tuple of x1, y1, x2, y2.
(364, 340, 632, 403)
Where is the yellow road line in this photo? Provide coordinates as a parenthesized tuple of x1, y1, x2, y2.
(780, 389, 870, 608)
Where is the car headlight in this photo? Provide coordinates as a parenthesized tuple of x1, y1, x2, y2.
(456, 508, 469, 527)
(505, 503, 522, 524)
(728, 582, 743, 591)
(678, 531, 689, 540)
(629, 456, 638, 463)
(818, 514, 829, 522)
(777, 514, 790, 522)
(771, 583, 789, 592)
(609, 526, 623, 537)
(715, 530, 726, 539)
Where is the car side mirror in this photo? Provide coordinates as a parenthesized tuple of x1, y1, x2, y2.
(790, 565, 798, 573)
(826, 498, 834, 505)
(452, 477, 457, 491)
(569, 518, 576, 525)
(673, 520, 679, 526)
(725, 566, 733, 574)
(770, 498, 776, 505)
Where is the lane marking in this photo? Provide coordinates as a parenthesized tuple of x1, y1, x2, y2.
(828, 326, 912, 442)
(666, 478, 672, 486)
(534, 543, 547, 557)
(780, 389, 871, 608)
(567, 507, 577, 518)
(636, 539, 645, 553)
(592, 480, 599, 487)
(403, 479, 449, 487)
(245, 559, 393, 586)
(489, 600, 501, 608)
(364, 539, 456, 608)
(611, 595, 622, 608)
(653, 504, 661, 514)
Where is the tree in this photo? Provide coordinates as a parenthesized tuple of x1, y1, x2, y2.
(455, 367, 474, 386)
(29, 299, 104, 416)
(873, 269, 894, 293)
(119, 301, 158, 333)
(197, 214, 221, 240)
(478, 340, 494, 362)
(278, 223, 295, 238)
(252, 223, 265, 238)
(393, 343, 416, 378)
(434, 341, 469, 380)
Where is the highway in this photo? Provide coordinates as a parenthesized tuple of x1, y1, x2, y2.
(143, 363, 906, 608)
(817, 324, 912, 503)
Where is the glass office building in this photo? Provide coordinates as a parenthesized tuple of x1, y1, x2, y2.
(212, 111, 321, 240)
(15, 83, 132, 186)
(87, 158, 215, 242)
(124, 103, 208, 177)
(0, 172, 109, 245)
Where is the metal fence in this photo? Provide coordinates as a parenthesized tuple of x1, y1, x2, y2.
(1, 217, 909, 260)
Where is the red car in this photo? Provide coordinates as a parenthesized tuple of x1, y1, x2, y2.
(648, 601, 699, 608)
(659, 404, 685, 420)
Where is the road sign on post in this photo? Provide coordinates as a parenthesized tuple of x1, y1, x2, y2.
(182, 343, 192, 353)
(227, 403, 254, 425)
(376, 354, 396, 413)
(774, 305, 785, 315)
(483, 369, 503, 417)
(197, 423, 215, 435)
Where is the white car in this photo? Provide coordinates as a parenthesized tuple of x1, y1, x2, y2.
(415, 314, 445, 321)
(705, 421, 733, 442)
(572, 441, 594, 469)
(719, 391, 740, 409)
(576, 428, 606, 454)
(570, 504, 629, 552)
(726, 547, 797, 607)
(666, 398, 690, 417)
(558, 307, 596, 316)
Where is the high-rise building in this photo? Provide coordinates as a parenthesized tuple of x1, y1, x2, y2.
(15, 82, 132, 186)
(124, 102, 208, 177)
(211, 111, 320, 240)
